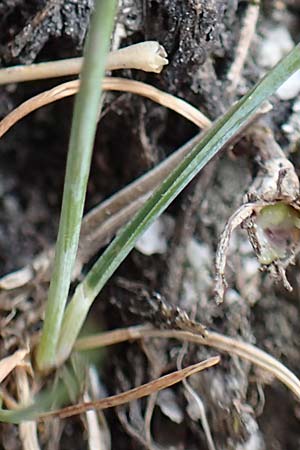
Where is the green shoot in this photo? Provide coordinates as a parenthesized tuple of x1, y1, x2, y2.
(36, 0, 117, 371)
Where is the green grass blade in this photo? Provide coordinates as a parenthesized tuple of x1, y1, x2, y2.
(56, 44, 300, 366)
(36, 0, 117, 371)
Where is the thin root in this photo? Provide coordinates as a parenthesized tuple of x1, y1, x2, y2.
(227, 1, 260, 92)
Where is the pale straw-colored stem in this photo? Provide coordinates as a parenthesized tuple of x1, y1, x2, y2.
(75, 325, 300, 400)
(0, 41, 168, 85)
(0, 77, 210, 139)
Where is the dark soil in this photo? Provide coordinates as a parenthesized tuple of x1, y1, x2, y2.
(1, 1, 300, 449)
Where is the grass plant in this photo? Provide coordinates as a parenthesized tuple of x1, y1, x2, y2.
(36, 0, 117, 371)
(1, 0, 300, 424)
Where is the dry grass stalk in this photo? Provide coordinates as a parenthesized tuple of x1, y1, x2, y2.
(40, 357, 220, 419)
(0, 41, 168, 85)
(75, 325, 300, 400)
(0, 348, 29, 383)
(16, 367, 41, 450)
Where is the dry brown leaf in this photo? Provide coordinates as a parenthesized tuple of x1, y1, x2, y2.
(40, 357, 219, 420)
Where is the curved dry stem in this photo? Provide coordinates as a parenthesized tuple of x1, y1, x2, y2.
(75, 325, 300, 400)
(0, 77, 210, 139)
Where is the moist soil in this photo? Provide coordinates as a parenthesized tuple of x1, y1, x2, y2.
(1, 1, 300, 449)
